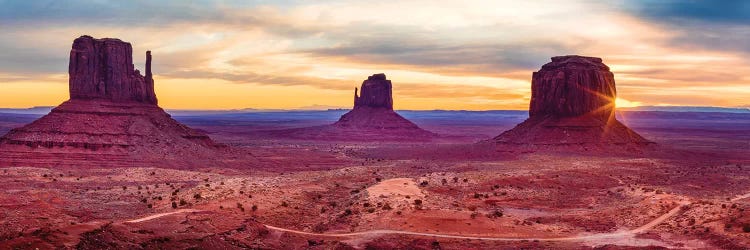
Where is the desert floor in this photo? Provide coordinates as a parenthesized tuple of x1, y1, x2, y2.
(0, 110, 749, 249)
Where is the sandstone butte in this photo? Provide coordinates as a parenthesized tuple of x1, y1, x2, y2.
(493, 55, 652, 149)
(0, 35, 222, 167)
(333, 74, 433, 136)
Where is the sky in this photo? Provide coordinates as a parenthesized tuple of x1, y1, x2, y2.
(0, 0, 748, 110)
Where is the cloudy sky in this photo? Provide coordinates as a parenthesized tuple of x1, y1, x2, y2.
(0, 0, 748, 110)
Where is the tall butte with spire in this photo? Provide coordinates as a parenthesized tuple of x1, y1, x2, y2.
(332, 73, 433, 138)
(271, 73, 434, 141)
(493, 55, 651, 150)
(0, 35, 222, 167)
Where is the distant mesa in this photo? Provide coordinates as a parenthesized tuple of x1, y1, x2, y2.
(0, 35, 222, 167)
(493, 55, 652, 149)
(269, 73, 435, 141)
(333, 73, 425, 131)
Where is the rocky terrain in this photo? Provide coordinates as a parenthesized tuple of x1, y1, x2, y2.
(494, 55, 652, 150)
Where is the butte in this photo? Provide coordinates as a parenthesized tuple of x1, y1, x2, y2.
(492, 55, 652, 151)
(0, 35, 224, 167)
(271, 73, 434, 141)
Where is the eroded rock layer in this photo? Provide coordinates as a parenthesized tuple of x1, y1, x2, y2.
(493, 55, 651, 149)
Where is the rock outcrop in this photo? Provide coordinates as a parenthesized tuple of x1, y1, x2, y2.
(353, 73, 393, 109)
(69, 35, 157, 104)
(529, 56, 615, 120)
(332, 74, 429, 134)
(0, 35, 221, 167)
(268, 74, 434, 141)
(493, 55, 651, 149)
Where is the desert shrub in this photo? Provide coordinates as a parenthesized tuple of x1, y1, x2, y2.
(474, 193, 482, 199)
(281, 201, 288, 207)
(171, 201, 177, 209)
(382, 203, 392, 210)
(492, 210, 503, 218)
(179, 199, 187, 206)
(420, 181, 429, 187)
(367, 208, 375, 213)
(414, 199, 423, 206)
(744, 224, 750, 233)
(193, 193, 202, 200)
(147, 204, 152, 208)
(343, 209, 352, 216)
(251, 205, 258, 211)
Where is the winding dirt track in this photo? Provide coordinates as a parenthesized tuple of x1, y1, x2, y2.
(123, 192, 750, 242)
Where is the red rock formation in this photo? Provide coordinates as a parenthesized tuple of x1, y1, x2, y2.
(494, 55, 651, 149)
(353, 73, 393, 109)
(332, 74, 430, 134)
(529, 56, 615, 120)
(69, 35, 157, 104)
(270, 74, 433, 141)
(0, 36, 221, 167)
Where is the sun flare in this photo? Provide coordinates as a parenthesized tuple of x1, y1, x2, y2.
(615, 98, 642, 108)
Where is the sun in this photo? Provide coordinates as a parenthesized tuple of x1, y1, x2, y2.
(615, 98, 642, 108)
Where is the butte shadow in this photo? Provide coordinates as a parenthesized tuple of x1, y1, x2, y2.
(490, 55, 653, 152)
(265, 73, 435, 142)
(0, 35, 232, 168)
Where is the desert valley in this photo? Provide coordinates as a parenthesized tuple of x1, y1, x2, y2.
(0, 34, 748, 250)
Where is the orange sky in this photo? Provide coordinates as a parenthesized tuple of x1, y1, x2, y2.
(0, 1, 748, 110)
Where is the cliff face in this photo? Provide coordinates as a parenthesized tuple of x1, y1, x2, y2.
(529, 55, 615, 120)
(68, 35, 157, 104)
(353, 73, 393, 110)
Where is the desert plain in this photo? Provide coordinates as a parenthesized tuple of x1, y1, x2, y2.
(0, 108, 748, 249)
